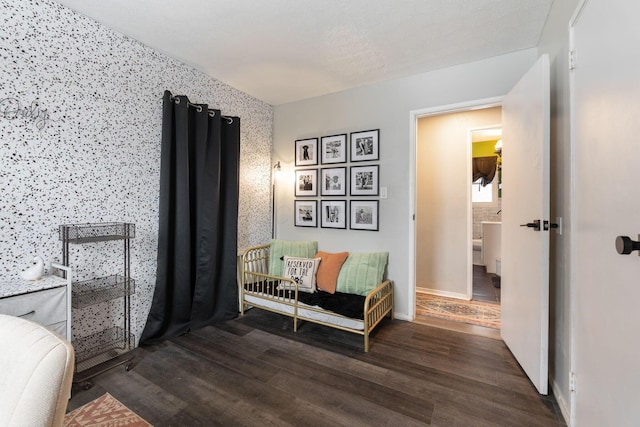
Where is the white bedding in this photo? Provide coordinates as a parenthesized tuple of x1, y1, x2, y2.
(244, 294, 365, 331)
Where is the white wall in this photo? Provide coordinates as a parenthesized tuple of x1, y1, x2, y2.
(416, 107, 502, 298)
(273, 49, 537, 319)
(1, 0, 273, 343)
(537, 0, 581, 422)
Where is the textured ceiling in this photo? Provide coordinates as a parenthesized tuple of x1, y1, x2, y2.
(53, 0, 554, 105)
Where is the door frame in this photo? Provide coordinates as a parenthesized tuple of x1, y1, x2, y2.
(409, 96, 504, 320)
(566, 1, 588, 424)
(467, 123, 503, 295)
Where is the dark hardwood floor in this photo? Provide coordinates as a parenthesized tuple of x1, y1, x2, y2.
(67, 309, 565, 426)
(473, 265, 501, 303)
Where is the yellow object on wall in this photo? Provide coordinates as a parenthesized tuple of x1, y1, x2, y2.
(472, 140, 500, 158)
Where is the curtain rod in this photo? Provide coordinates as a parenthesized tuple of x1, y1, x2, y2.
(168, 94, 234, 124)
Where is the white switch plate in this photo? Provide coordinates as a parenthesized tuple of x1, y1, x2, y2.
(380, 186, 388, 199)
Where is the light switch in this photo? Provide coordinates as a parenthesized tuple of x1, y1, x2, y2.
(380, 186, 388, 199)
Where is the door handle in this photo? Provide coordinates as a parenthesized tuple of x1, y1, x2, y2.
(17, 310, 35, 318)
(615, 235, 640, 255)
(520, 219, 541, 231)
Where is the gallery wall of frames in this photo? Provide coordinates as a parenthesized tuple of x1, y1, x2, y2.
(293, 129, 380, 231)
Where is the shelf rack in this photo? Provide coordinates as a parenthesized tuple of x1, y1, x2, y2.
(72, 275, 135, 309)
(60, 222, 135, 384)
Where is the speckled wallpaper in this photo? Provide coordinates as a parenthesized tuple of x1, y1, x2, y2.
(0, 0, 273, 344)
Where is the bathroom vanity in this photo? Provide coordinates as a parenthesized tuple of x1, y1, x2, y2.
(482, 221, 502, 275)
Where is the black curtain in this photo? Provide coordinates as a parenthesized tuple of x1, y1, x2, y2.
(140, 90, 240, 345)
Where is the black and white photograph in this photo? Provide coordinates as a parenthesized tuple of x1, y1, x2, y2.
(350, 129, 379, 162)
(350, 200, 378, 231)
(295, 169, 318, 197)
(321, 134, 347, 164)
(295, 137, 318, 166)
(294, 200, 317, 227)
(350, 165, 379, 196)
(321, 200, 347, 229)
(321, 167, 346, 196)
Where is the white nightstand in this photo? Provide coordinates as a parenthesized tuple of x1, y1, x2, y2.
(0, 263, 72, 340)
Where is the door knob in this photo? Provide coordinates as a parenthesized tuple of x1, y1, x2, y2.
(615, 235, 640, 255)
(520, 219, 541, 231)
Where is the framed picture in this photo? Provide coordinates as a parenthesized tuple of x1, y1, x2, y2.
(295, 169, 318, 197)
(320, 167, 346, 196)
(321, 200, 347, 229)
(321, 134, 347, 164)
(295, 200, 317, 227)
(350, 200, 379, 231)
(350, 165, 379, 196)
(295, 138, 318, 166)
(350, 129, 379, 162)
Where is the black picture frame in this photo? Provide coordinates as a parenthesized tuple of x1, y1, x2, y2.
(320, 200, 347, 229)
(350, 165, 379, 196)
(350, 200, 379, 231)
(295, 169, 318, 197)
(350, 129, 379, 162)
(295, 138, 318, 166)
(320, 167, 347, 196)
(294, 200, 318, 227)
(320, 134, 347, 164)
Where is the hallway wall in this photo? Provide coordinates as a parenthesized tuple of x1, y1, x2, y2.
(416, 107, 502, 298)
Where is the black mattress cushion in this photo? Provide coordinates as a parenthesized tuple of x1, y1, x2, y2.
(245, 281, 365, 319)
(298, 290, 365, 319)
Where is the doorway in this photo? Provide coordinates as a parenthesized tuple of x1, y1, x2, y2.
(413, 102, 503, 331)
(410, 55, 551, 394)
(470, 126, 502, 304)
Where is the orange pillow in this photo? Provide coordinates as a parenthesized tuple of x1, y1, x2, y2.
(315, 251, 349, 294)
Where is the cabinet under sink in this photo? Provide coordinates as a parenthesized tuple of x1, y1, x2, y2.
(482, 221, 501, 275)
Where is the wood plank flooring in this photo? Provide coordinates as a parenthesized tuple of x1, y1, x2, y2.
(67, 310, 566, 426)
(473, 265, 501, 303)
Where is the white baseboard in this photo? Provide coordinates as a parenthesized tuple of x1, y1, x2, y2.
(393, 312, 411, 321)
(550, 375, 571, 426)
(416, 287, 471, 301)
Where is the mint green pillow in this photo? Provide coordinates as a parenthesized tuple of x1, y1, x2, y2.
(336, 252, 388, 296)
(268, 239, 318, 277)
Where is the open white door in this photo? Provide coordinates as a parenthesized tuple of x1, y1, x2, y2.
(501, 54, 550, 395)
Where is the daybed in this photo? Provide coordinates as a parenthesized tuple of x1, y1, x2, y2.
(240, 242, 393, 352)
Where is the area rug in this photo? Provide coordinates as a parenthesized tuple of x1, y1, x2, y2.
(64, 392, 152, 426)
(416, 293, 501, 329)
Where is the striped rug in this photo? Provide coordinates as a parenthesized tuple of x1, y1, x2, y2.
(416, 293, 501, 329)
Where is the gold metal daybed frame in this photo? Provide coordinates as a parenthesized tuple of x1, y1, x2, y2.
(241, 244, 393, 352)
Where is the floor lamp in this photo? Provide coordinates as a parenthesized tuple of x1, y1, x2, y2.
(271, 161, 281, 239)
